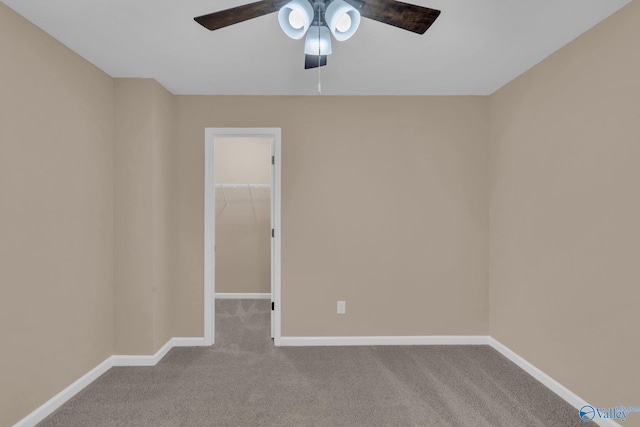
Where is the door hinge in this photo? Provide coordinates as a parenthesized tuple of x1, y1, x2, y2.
(272, 155, 275, 165)
(272, 301, 275, 311)
(272, 228, 274, 238)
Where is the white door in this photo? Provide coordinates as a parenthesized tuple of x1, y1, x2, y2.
(270, 138, 275, 339)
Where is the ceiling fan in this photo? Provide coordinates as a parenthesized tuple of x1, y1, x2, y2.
(194, 0, 441, 69)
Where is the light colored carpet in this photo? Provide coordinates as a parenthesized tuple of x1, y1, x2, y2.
(38, 300, 586, 426)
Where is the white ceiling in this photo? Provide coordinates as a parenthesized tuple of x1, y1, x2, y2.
(2, 0, 630, 95)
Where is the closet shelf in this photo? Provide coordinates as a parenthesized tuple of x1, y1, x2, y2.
(215, 183, 270, 215)
(215, 184, 270, 189)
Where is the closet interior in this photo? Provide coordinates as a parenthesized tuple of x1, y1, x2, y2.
(214, 137, 272, 298)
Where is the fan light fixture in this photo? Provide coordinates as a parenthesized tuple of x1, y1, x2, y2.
(279, 0, 359, 59)
(278, 0, 314, 39)
(288, 11, 305, 29)
(304, 25, 332, 55)
(325, 0, 360, 41)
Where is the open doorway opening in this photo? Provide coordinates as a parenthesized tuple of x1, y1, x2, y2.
(214, 136, 271, 299)
(204, 128, 281, 346)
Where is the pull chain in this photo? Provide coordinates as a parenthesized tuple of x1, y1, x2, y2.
(317, 4, 322, 94)
(317, 54, 322, 94)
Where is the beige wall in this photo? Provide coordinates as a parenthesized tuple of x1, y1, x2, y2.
(0, 3, 115, 426)
(215, 137, 271, 294)
(153, 79, 177, 349)
(489, 0, 640, 418)
(114, 78, 175, 354)
(174, 96, 490, 337)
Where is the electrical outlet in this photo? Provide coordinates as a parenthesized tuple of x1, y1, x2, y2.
(337, 300, 346, 314)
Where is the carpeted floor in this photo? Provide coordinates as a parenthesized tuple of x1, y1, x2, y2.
(38, 299, 587, 426)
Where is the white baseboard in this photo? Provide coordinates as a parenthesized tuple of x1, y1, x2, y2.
(215, 292, 271, 299)
(111, 337, 208, 366)
(111, 339, 174, 367)
(13, 336, 208, 427)
(488, 338, 621, 427)
(278, 335, 491, 346)
(13, 357, 113, 427)
(172, 337, 207, 347)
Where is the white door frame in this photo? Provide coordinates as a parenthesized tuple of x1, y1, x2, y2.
(204, 128, 282, 346)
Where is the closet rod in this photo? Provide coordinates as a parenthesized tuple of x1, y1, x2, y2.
(215, 184, 270, 189)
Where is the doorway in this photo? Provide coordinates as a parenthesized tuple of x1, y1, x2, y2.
(204, 128, 282, 346)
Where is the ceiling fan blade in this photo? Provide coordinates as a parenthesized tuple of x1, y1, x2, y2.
(194, 0, 290, 31)
(345, 0, 440, 34)
(305, 55, 327, 69)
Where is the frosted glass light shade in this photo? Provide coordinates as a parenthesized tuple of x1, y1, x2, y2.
(325, 0, 360, 41)
(278, 0, 314, 40)
(304, 25, 332, 55)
